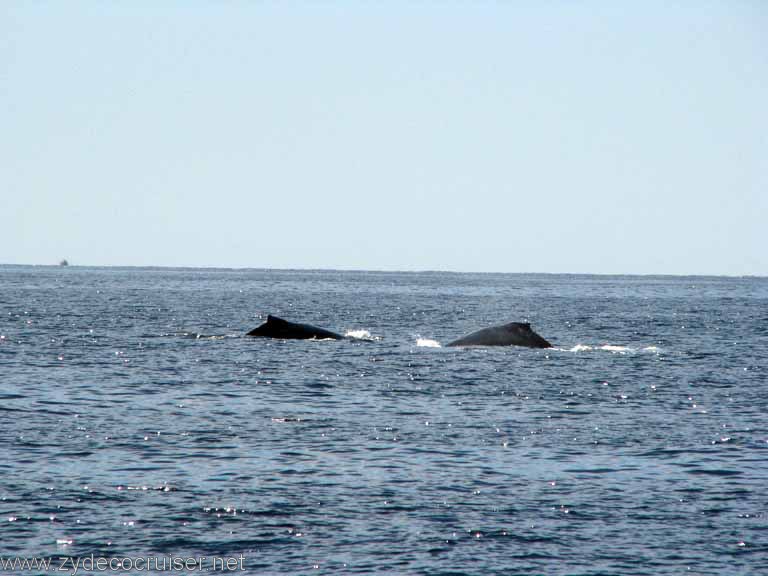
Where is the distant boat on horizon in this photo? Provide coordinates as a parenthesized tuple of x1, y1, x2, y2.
(59, 259, 69, 266)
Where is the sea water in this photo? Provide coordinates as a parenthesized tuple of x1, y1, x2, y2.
(1, 266, 766, 575)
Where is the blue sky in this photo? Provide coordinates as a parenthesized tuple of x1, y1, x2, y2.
(2, 2, 766, 275)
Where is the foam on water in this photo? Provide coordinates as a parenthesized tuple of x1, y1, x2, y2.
(416, 337, 442, 348)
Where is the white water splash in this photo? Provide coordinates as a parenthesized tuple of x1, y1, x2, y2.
(345, 329, 378, 341)
(562, 344, 662, 354)
(600, 345, 632, 353)
(416, 338, 442, 348)
(566, 344, 593, 352)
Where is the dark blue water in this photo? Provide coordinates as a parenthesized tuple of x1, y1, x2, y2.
(1, 266, 767, 575)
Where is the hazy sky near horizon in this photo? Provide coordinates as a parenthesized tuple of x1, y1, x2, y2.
(2, 2, 766, 275)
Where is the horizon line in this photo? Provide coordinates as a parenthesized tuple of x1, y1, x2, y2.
(1, 262, 765, 280)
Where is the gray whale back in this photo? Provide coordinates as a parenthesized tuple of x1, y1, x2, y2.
(447, 322, 552, 348)
(246, 315, 343, 340)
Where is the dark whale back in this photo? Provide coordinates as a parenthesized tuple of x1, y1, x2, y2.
(246, 315, 343, 340)
(447, 321, 552, 348)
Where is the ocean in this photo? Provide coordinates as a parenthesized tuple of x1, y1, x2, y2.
(1, 266, 766, 575)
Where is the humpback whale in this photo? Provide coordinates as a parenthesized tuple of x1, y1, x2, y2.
(246, 315, 343, 340)
(447, 322, 552, 348)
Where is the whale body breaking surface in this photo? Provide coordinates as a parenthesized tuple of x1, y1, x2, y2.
(447, 321, 552, 348)
(246, 315, 344, 340)
(246, 315, 552, 348)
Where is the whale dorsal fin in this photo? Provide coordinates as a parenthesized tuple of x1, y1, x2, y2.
(266, 315, 288, 325)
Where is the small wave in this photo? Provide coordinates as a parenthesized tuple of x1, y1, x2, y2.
(170, 332, 232, 340)
(416, 338, 442, 348)
(116, 484, 178, 492)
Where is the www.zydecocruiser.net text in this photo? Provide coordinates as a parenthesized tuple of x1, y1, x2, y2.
(1, 554, 246, 574)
